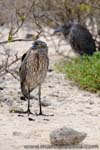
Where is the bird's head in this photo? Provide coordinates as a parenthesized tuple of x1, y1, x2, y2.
(53, 23, 72, 37)
(30, 40, 48, 54)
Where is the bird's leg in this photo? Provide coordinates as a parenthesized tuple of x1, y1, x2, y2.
(27, 87, 33, 116)
(27, 88, 30, 115)
(37, 85, 54, 117)
(38, 85, 43, 115)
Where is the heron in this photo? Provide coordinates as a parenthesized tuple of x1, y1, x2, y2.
(19, 40, 49, 116)
(54, 23, 96, 56)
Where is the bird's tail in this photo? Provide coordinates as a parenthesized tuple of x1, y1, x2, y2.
(21, 82, 29, 99)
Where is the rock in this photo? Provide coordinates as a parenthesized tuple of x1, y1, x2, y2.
(13, 131, 22, 136)
(50, 127, 87, 145)
(89, 100, 94, 105)
(20, 96, 26, 101)
(48, 68, 54, 72)
(20, 95, 38, 100)
(0, 87, 4, 90)
(26, 33, 33, 39)
(41, 99, 51, 107)
(9, 107, 24, 113)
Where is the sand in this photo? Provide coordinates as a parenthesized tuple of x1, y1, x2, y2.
(0, 27, 99, 150)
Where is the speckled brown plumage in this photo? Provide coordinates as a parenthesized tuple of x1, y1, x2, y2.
(19, 40, 49, 115)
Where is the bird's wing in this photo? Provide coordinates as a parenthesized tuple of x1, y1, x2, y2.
(19, 60, 27, 83)
(21, 52, 27, 62)
(19, 50, 39, 82)
(19, 51, 30, 83)
(19, 50, 28, 78)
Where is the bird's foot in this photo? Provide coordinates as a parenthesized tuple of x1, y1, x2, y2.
(27, 111, 33, 116)
(16, 109, 34, 116)
(13, 108, 35, 121)
(35, 111, 54, 116)
(20, 110, 36, 121)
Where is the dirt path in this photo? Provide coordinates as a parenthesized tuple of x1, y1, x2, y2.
(0, 28, 100, 150)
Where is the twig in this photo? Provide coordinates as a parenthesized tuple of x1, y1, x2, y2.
(12, 0, 36, 36)
(0, 56, 21, 74)
(6, 69, 20, 81)
(0, 38, 34, 44)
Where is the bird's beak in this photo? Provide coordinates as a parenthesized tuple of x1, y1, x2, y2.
(30, 44, 36, 50)
(53, 26, 63, 35)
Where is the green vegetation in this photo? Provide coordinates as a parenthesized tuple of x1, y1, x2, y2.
(55, 52, 100, 92)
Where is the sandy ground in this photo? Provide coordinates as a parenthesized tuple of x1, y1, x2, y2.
(0, 27, 100, 150)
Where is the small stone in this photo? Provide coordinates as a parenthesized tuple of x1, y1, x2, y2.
(26, 33, 33, 39)
(48, 85, 54, 88)
(0, 87, 4, 90)
(9, 107, 24, 113)
(28, 117, 35, 121)
(2, 77, 6, 80)
(48, 69, 54, 72)
(89, 100, 94, 105)
(20, 96, 26, 100)
(85, 106, 91, 109)
(13, 131, 22, 136)
(41, 99, 51, 107)
(50, 127, 87, 145)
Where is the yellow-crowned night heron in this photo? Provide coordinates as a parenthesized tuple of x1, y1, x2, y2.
(54, 23, 96, 56)
(19, 40, 49, 116)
